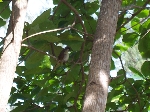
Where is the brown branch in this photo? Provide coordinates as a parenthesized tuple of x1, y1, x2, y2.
(61, 0, 87, 39)
(22, 44, 57, 60)
(50, 43, 55, 57)
(22, 22, 75, 42)
(113, 51, 127, 84)
(116, 0, 150, 32)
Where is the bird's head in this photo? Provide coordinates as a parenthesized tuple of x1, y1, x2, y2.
(64, 46, 71, 51)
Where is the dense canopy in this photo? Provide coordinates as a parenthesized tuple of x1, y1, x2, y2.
(0, 0, 150, 111)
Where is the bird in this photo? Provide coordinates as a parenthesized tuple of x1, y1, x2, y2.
(53, 46, 71, 70)
(58, 46, 71, 62)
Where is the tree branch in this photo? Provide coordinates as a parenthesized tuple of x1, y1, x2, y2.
(61, 0, 87, 39)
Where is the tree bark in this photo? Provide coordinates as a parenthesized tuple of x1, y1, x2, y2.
(0, 0, 28, 111)
(82, 0, 122, 112)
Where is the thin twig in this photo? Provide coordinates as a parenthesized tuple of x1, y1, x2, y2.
(140, 29, 150, 40)
(22, 44, 57, 60)
(116, 0, 150, 32)
(122, 15, 150, 33)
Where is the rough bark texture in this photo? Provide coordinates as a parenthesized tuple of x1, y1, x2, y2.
(82, 0, 122, 112)
(0, 0, 28, 111)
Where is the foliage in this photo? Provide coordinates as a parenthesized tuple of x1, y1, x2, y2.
(0, 0, 150, 111)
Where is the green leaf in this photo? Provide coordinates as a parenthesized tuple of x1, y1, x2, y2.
(34, 87, 49, 101)
(31, 86, 41, 96)
(107, 88, 116, 103)
(142, 18, 150, 29)
(64, 41, 83, 51)
(111, 59, 115, 70)
(59, 32, 84, 51)
(48, 79, 55, 85)
(25, 52, 45, 69)
(106, 102, 117, 110)
(23, 67, 42, 76)
(136, 0, 145, 6)
(84, 1, 99, 15)
(42, 34, 61, 42)
(122, 0, 134, 6)
(116, 69, 125, 83)
(129, 66, 145, 79)
(40, 55, 51, 68)
(64, 92, 75, 103)
(11, 103, 29, 112)
(112, 50, 121, 59)
(16, 66, 26, 75)
(12, 93, 26, 100)
(138, 33, 150, 58)
(114, 44, 128, 51)
(59, 32, 84, 41)
(123, 33, 139, 47)
(131, 18, 140, 32)
(119, 95, 132, 105)
(58, 20, 68, 28)
(120, 27, 127, 35)
(59, 4, 70, 17)
(53, 0, 59, 4)
(141, 61, 150, 77)
(84, 18, 96, 34)
(31, 9, 51, 27)
(0, 2, 11, 19)
(137, 9, 149, 18)
(133, 80, 143, 92)
(114, 32, 121, 41)
(117, 14, 124, 27)
(67, 65, 81, 81)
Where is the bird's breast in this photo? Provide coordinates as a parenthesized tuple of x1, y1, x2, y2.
(63, 53, 69, 62)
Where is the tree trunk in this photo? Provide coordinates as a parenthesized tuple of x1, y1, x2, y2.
(0, 0, 28, 111)
(82, 0, 122, 112)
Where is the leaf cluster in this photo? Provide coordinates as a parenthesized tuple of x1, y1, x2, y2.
(0, 0, 150, 111)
